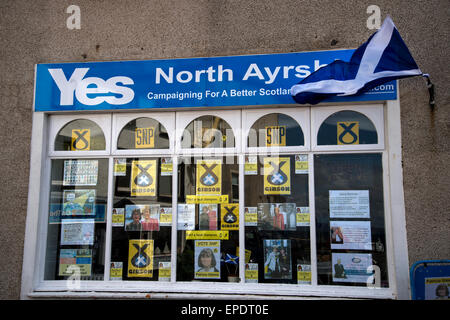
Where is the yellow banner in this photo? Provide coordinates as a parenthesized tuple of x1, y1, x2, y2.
(186, 195, 229, 204)
(263, 157, 291, 195)
(135, 127, 155, 148)
(196, 159, 222, 196)
(337, 121, 359, 145)
(265, 125, 286, 146)
(128, 239, 154, 278)
(186, 230, 229, 240)
(71, 129, 90, 151)
(130, 160, 157, 196)
(221, 203, 239, 230)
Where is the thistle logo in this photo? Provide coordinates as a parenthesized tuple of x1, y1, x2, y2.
(130, 243, 150, 268)
(134, 163, 153, 187)
(221, 204, 239, 230)
(48, 68, 134, 106)
(128, 240, 154, 278)
(264, 157, 291, 195)
(131, 160, 157, 196)
(196, 160, 222, 196)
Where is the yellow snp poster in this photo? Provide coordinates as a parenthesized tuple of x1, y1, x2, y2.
(337, 121, 359, 145)
(71, 129, 90, 151)
(135, 127, 155, 148)
(196, 159, 222, 196)
(128, 239, 154, 278)
(130, 160, 157, 196)
(265, 125, 286, 147)
(263, 157, 291, 195)
(221, 203, 239, 230)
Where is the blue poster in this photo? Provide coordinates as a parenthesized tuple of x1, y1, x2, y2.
(34, 50, 396, 112)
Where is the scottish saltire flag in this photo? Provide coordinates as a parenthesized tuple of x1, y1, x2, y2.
(225, 254, 239, 265)
(291, 16, 423, 105)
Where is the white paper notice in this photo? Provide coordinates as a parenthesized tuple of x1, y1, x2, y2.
(330, 221, 372, 250)
(329, 190, 370, 218)
(177, 204, 195, 230)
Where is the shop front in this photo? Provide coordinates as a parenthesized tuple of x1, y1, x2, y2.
(21, 50, 409, 299)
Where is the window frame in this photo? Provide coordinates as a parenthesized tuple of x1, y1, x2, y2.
(23, 99, 408, 299)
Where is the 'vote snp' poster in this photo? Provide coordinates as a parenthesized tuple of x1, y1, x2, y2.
(196, 159, 222, 196)
(263, 157, 291, 195)
(130, 160, 157, 196)
(128, 239, 154, 278)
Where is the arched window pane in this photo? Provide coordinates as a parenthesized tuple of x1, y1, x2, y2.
(55, 119, 106, 151)
(117, 117, 169, 149)
(181, 116, 235, 148)
(248, 113, 304, 147)
(317, 111, 378, 145)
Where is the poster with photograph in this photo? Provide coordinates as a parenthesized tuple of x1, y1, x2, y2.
(332, 253, 373, 283)
(194, 240, 221, 279)
(245, 263, 258, 283)
(110, 262, 123, 280)
(159, 207, 172, 226)
(263, 157, 291, 195)
(160, 157, 173, 176)
(130, 159, 157, 197)
(330, 221, 372, 250)
(425, 277, 450, 300)
(296, 207, 310, 227)
(59, 249, 92, 277)
(244, 155, 258, 175)
(112, 208, 124, 227)
(62, 189, 96, 216)
(297, 264, 312, 284)
(177, 204, 195, 230)
(244, 207, 258, 226)
(124, 204, 160, 231)
(329, 190, 370, 218)
(257, 203, 296, 231)
(63, 159, 98, 186)
(158, 261, 171, 282)
(263, 239, 292, 280)
(199, 204, 218, 230)
(220, 203, 239, 231)
(60, 219, 95, 246)
(113, 158, 127, 176)
(128, 239, 154, 278)
(295, 154, 308, 174)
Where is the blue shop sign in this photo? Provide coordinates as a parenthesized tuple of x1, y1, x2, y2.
(34, 50, 396, 112)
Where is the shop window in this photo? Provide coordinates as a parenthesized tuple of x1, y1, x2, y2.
(117, 117, 170, 150)
(181, 115, 235, 148)
(54, 119, 106, 151)
(177, 156, 239, 282)
(44, 158, 108, 280)
(110, 157, 173, 281)
(244, 154, 311, 284)
(247, 113, 304, 148)
(314, 153, 388, 287)
(317, 110, 378, 146)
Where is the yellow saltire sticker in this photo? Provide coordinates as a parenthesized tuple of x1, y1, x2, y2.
(263, 157, 291, 195)
(196, 159, 222, 196)
(221, 203, 239, 230)
(130, 160, 157, 196)
(128, 239, 154, 278)
(71, 129, 90, 151)
(135, 127, 155, 148)
(265, 125, 286, 146)
(337, 121, 359, 145)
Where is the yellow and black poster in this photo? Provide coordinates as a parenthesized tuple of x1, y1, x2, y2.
(130, 160, 157, 196)
(263, 157, 291, 195)
(71, 129, 90, 151)
(337, 121, 359, 145)
(128, 239, 154, 278)
(220, 203, 239, 230)
(265, 125, 286, 147)
(135, 127, 155, 148)
(196, 159, 222, 196)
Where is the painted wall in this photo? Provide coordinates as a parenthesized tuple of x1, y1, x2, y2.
(0, 0, 448, 299)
